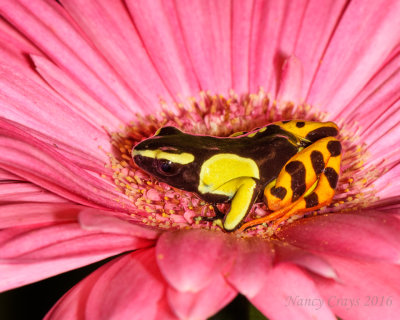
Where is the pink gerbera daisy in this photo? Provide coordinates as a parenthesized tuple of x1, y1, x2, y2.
(1, 0, 399, 319)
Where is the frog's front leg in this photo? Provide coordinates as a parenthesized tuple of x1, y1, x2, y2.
(205, 177, 260, 231)
(239, 137, 341, 231)
(223, 178, 260, 231)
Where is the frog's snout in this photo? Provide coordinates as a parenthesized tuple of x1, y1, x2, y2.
(132, 153, 144, 166)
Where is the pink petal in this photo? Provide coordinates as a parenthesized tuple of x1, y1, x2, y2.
(276, 0, 309, 61)
(0, 202, 79, 229)
(0, 221, 152, 291)
(46, 250, 165, 320)
(249, 0, 309, 94)
(333, 50, 400, 167)
(60, 0, 173, 109)
(126, 0, 200, 98)
(0, 181, 70, 204)
(0, 0, 153, 116)
(277, 211, 400, 263)
(250, 263, 336, 320)
(156, 229, 233, 292)
(79, 209, 160, 240)
(0, 168, 22, 180)
(155, 298, 180, 320)
(0, 17, 42, 68)
(85, 249, 164, 320)
(307, 0, 400, 114)
(231, 0, 253, 93)
(167, 274, 237, 320)
(31, 55, 122, 130)
(248, 0, 286, 93)
(226, 237, 273, 298)
(376, 162, 400, 200)
(0, 65, 112, 167)
(372, 201, 400, 213)
(45, 256, 105, 320)
(274, 241, 337, 280)
(363, 102, 400, 166)
(293, 0, 349, 99)
(0, 121, 133, 211)
(173, 0, 232, 93)
(276, 56, 303, 103)
(314, 255, 400, 320)
(339, 51, 400, 125)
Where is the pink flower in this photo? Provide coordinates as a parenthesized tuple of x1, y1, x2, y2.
(1, 0, 399, 319)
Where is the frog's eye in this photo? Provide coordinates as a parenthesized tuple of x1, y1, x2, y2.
(154, 159, 180, 176)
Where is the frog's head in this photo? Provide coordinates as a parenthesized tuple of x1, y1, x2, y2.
(132, 127, 199, 192)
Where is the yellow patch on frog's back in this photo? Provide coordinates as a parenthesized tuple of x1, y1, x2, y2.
(198, 153, 259, 195)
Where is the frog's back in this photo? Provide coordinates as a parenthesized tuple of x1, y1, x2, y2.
(214, 126, 300, 185)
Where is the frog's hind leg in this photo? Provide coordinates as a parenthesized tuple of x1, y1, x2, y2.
(238, 137, 341, 232)
(266, 137, 341, 212)
(274, 120, 339, 142)
(269, 153, 341, 229)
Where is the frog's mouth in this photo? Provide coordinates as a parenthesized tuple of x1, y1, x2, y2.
(131, 154, 156, 178)
(132, 153, 144, 166)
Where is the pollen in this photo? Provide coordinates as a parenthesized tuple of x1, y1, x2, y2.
(105, 90, 384, 238)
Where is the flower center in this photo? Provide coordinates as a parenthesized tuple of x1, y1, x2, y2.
(106, 91, 382, 237)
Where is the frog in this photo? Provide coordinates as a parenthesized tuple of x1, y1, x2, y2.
(132, 120, 341, 232)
